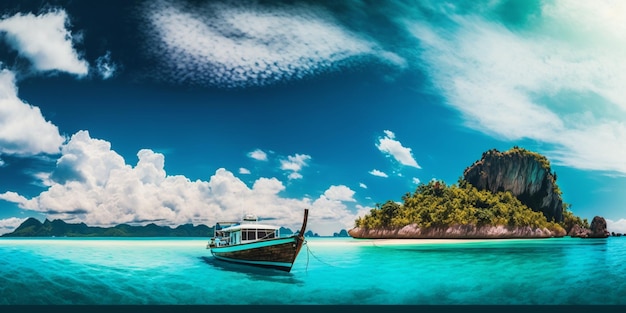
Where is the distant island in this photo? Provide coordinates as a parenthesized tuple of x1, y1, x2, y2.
(2, 218, 214, 237)
(1, 216, 348, 238)
(349, 147, 609, 239)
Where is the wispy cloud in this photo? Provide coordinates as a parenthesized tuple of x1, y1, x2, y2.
(359, 182, 367, 189)
(140, 0, 404, 88)
(239, 167, 250, 175)
(0, 70, 65, 156)
(410, 0, 626, 175)
(369, 169, 388, 178)
(376, 130, 420, 168)
(247, 149, 268, 161)
(412, 177, 420, 185)
(0, 9, 89, 76)
(95, 51, 118, 80)
(280, 153, 311, 180)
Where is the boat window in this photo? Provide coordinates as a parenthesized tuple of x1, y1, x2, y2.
(256, 230, 276, 239)
(246, 230, 256, 240)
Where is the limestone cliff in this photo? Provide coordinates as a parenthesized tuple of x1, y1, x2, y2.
(567, 216, 609, 238)
(463, 148, 563, 223)
(348, 224, 565, 239)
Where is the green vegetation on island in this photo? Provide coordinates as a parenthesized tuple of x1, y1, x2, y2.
(355, 179, 565, 234)
(352, 147, 591, 238)
(561, 203, 589, 230)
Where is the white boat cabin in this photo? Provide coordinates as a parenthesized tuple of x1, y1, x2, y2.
(210, 214, 281, 247)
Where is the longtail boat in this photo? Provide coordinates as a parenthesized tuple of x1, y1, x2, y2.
(207, 209, 309, 272)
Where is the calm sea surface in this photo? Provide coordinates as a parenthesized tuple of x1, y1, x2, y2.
(0, 236, 624, 305)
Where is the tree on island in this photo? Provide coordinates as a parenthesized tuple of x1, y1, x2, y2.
(355, 179, 566, 234)
(352, 147, 593, 238)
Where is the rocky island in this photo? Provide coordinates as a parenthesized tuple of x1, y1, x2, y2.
(349, 147, 607, 239)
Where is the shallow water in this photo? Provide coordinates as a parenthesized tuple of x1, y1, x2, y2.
(0, 237, 624, 304)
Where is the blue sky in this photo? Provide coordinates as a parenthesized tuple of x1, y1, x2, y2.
(0, 0, 625, 235)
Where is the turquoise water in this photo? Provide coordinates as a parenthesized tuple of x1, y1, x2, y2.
(0, 237, 625, 305)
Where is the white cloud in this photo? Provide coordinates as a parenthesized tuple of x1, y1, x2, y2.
(247, 149, 268, 161)
(1, 131, 360, 235)
(383, 130, 395, 139)
(310, 186, 362, 234)
(0, 217, 28, 235)
(359, 182, 367, 189)
(0, 10, 89, 76)
(607, 219, 626, 234)
(369, 169, 388, 178)
(354, 204, 374, 221)
(0, 69, 65, 156)
(410, 1, 626, 174)
(412, 177, 421, 185)
(323, 185, 356, 202)
(239, 167, 251, 174)
(280, 153, 311, 180)
(287, 172, 303, 180)
(376, 130, 420, 168)
(280, 154, 310, 171)
(95, 51, 118, 80)
(141, 0, 405, 88)
(0, 191, 33, 208)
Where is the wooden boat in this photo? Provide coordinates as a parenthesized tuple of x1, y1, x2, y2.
(207, 209, 309, 272)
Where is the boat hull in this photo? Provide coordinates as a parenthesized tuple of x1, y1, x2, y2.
(210, 236, 305, 272)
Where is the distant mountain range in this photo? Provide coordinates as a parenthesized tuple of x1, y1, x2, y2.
(2, 217, 214, 237)
(1, 217, 350, 237)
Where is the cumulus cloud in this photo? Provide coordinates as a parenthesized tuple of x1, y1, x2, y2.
(354, 204, 374, 221)
(323, 185, 356, 202)
(369, 169, 388, 178)
(247, 149, 268, 161)
(607, 219, 626, 234)
(376, 130, 420, 168)
(0, 69, 65, 156)
(310, 185, 362, 234)
(140, 0, 405, 88)
(0, 9, 89, 76)
(0, 191, 33, 207)
(1, 131, 358, 234)
(280, 153, 311, 180)
(239, 167, 251, 174)
(0, 217, 27, 235)
(410, 0, 626, 174)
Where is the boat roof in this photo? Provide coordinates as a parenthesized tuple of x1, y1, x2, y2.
(219, 223, 281, 232)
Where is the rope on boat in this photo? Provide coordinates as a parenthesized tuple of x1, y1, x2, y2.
(303, 240, 337, 272)
(305, 240, 310, 273)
